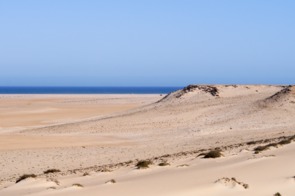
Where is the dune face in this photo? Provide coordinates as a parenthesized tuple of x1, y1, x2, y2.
(1, 85, 295, 196)
(262, 85, 295, 107)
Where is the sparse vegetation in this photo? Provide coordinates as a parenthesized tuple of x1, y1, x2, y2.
(254, 145, 270, 154)
(47, 178, 60, 185)
(16, 174, 37, 183)
(254, 142, 280, 154)
(106, 179, 116, 184)
(83, 172, 90, 176)
(98, 168, 111, 172)
(200, 149, 223, 158)
(177, 164, 189, 168)
(278, 138, 292, 145)
(136, 160, 153, 169)
(44, 169, 61, 174)
(246, 140, 263, 145)
(215, 177, 249, 189)
(72, 183, 83, 187)
(254, 136, 295, 154)
(158, 161, 170, 166)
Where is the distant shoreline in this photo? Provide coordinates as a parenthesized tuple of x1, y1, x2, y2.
(0, 86, 182, 94)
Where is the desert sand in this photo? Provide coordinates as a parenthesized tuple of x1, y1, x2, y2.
(0, 85, 295, 196)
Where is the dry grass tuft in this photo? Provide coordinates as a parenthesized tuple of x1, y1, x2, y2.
(44, 169, 61, 174)
(106, 179, 116, 184)
(72, 183, 83, 188)
(158, 161, 170, 166)
(83, 172, 90, 176)
(16, 174, 37, 183)
(136, 160, 153, 169)
(199, 149, 223, 158)
(274, 192, 281, 196)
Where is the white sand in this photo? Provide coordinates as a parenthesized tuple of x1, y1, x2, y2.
(0, 85, 295, 196)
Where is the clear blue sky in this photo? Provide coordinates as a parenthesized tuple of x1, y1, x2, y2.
(0, 0, 294, 86)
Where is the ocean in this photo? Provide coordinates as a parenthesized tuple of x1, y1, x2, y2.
(0, 86, 182, 94)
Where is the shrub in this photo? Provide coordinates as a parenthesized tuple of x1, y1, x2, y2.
(52, 179, 60, 185)
(278, 139, 292, 145)
(136, 160, 153, 169)
(16, 174, 37, 183)
(202, 150, 223, 158)
(254, 138, 293, 154)
(43, 169, 61, 174)
(106, 179, 116, 184)
(254, 146, 268, 154)
(274, 192, 281, 196)
(72, 183, 83, 187)
(246, 141, 257, 145)
(83, 172, 90, 176)
(158, 161, 170, 166)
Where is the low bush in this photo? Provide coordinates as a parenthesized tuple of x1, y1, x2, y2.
(43, 169, 61, 174)
(201, 150, 223, 158)
(106, 179, 116, 184)
(158, 161, 170, 166)
(72, 183, 83, 187)
(16, 174, 37, 183)
(136, 160, 153, 169)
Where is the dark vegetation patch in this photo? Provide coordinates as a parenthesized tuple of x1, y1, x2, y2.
(72, 183, 83, 187)
(179, 85, 219, 97)
(44, 169, 61, 174)
(52, 179, 60, 185)
(158, 161, 170, 166)
(246, 140, 263, 145)
(106, 179, 116, 184)
(254, 136, 295, 154)
(158, 85, 221, 101)
(199, 149, 223, 159)
(278, 138, 292, 145)
(274, 192, 282, 196)
(254, 143, 278, 154)
(136, 160, 153, 169)
(16, 174, 37, 183)
(82, 172, 90, 176)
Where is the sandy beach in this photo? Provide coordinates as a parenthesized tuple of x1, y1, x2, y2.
(1, 85, 295, 196)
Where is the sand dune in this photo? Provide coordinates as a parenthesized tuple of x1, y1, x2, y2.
(1, 85, 295, 195)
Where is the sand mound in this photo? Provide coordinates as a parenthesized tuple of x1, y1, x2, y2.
(158, 85, 219, 103)
(262, 85, 295, 107)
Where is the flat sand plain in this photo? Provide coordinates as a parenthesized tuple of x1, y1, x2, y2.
(1, 85, 295, 196)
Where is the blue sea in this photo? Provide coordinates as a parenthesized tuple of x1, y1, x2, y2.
(0, 87, 182, 94)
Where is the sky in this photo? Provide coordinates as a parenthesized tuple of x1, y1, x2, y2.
(0, 0, 294, 86)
